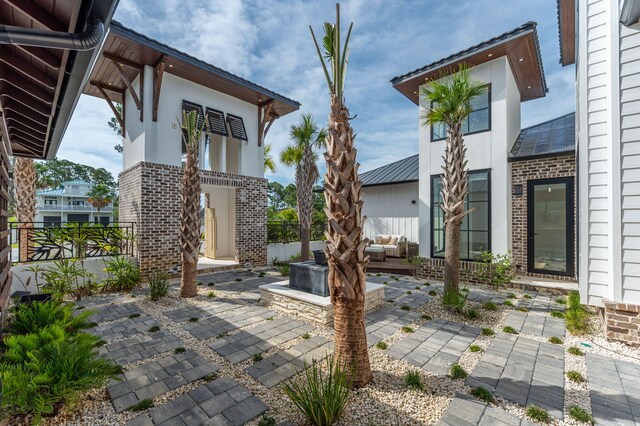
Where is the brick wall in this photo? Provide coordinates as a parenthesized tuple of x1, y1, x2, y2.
(119, 162, 268, 276)
(416, 257, 491, 285)
(603, 299, 640, 347)
(510, 154, 576, 280)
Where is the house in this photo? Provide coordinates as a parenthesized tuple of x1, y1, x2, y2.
(557, 0, 640, 345)
(82, 21, 300, 276)
(35, 180, 114, 226)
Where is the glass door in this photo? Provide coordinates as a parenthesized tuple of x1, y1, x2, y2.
(527, 178, 574, 276)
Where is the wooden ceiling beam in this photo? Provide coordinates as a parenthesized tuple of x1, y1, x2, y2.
(6, 117, 47, 135)
(10, 135, 42, 156)
(15, 45, 60, 69)
(96, 86, 124, 131)
(0, 70, 54, 105)
(90, 80, 125, 95)
(112, 60, 142, 120)
(0, 51, 57, 90)
(258, 100, 274, 147)
(152, 56, 166, 122)
(0, 86, 50, 116)
(5, 0, 66, 31)
(7, 124, 44, 141)
(103, 52, 144, 70)
(2, 101, 50, 126)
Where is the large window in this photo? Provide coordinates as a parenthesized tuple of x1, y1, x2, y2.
(430, 85, 491, 141)
(431, 170, 490, 260)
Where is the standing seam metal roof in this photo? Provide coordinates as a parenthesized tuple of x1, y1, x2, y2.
(360, 155, 419, 187)
(510, 112, 575, 160)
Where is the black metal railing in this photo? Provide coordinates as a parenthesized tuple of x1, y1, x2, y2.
(267, 221, 325, 244)
(10, 222, 136, 263)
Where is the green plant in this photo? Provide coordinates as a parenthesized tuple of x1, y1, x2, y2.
(469, 345, 482, 353)
(424, 282, 431, 286)
(102, 256, 141, 292)
(282, 356, 353, 426)
(565, 291, 590, 335)
(128, 313, 141, 319)
(95, 339, 106, 347)
(441, 288, 469, 314)
(375, 341, 388, 350)
(525, 405, 550, 423)
(207, 291, 216, 298)
(428, 290, 437, 296)
(415, 286, 421, 290)
(148, 271, 171, 301)
(189, 317, 199, 322)
(252, 353, 264, 363)
(523, 294, 532, 299)
(258, 416, 277, 426)
(550, 311, 565, 318)
(449, 364, 468, 380)
(174, 347, 186, 354)
(302, 333, 311, 340)
(207, 282, 215, 287)
(406, 291, 412, 295)
(567, 370, 585, 383)
(464, 309, 479, 320)
(483, 301, 498, 311)
(41, 258, 85, 301)
(203, 373, 218, 382)
(548, 336, 563, 345)
(277, 264, 290, 277)
(507, 292, 517, 299)
(470, 386, 494, 403)
(235, 278, 242, 282)
(568, 406, 594, 424)
(481, 328, 495, 336)
(129, 399, 154, 412)
(259, 272, 266, 278)
(421, 314, 432, 321)
(401, 305, 411, 311)
(401, 326, 414, 333)
(404, 370, 424, 390)
(516, 307, 529, 312)
(148, 325, 161, 333)
(556, 298, 567, 305)
(568, 346, 584, 356)
(475, 250, 515, 288)
(502, 326, 518, 334)
(503, 300, 514, 307)
(7, 301, 95, 335)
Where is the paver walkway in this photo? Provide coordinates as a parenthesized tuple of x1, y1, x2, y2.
(365, 305, 421, 346)
(99, 329, 184, 364)
(586, 353, 640, 425)
(467, 333, 565, 419)
(437, 394, 536, 426)
(503, 310, 566, 338)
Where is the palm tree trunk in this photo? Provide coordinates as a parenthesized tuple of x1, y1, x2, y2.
(324, 94, 371, 387)
(180, 145, 201, 298)
(444, 221, 461, 292)
(297, 144, 319, 261)
(15, 157, 36, 263)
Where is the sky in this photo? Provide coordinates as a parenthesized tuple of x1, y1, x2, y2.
(58, 0, 575, 185)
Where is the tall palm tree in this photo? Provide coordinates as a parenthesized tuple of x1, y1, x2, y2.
(15, 157, 36, 262)
(264, 143, 277, 174)
(421, 65, 486, 296)
(87, 183, 114, 217)
(280, 114, 327, 261)
(310, 4, 371, 387)
(179, 110, 206, 298)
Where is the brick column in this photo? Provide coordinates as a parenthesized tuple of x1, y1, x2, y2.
(603, 299, 640, 347)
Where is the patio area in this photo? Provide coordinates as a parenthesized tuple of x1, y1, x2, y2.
(57, 268, 640, 426)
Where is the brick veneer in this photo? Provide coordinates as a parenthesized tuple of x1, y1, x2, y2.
(511, 154, 576, 280)
(416, 257, 490, 285)
(119, 162, 267, 277)
(603, 299, 640, 347)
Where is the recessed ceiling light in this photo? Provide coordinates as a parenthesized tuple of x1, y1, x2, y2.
(527, 85, 532, 89)
(488, 53, 493, 57)
(413, 91, 417, 94)
(518, 58, 524, 62)
(168, 64, 173, 68)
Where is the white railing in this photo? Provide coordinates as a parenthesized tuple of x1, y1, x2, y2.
(36, 204, 113, 212)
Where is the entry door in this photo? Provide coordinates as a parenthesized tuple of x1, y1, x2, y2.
(527, 178, 574, 276)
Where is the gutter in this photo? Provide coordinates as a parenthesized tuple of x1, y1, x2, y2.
(621, 0, 640, 26)
(0, 17, 105, 51)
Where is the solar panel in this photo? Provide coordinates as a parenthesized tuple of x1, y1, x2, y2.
(226, 113, 248, 141)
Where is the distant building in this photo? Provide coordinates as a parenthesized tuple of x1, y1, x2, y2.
(35, 180, 114, 226)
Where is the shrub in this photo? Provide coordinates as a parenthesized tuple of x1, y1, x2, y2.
(375, 341, 388, 350)
(174, 347, 186, 354)
(283, 356, 352, 426)
(449, 364, 468, 380)
(129, 399, 154, 412)
(464, 309, 479, 320)
(502, 326, 518, 334)
(475, 250, 515, 288)
(469, 345, 482, 353)
(565, 291, 590, 335)
(550, 311, 565, 318)
(525, 405, 550, 423)
(102, 256, 141, 292)
(258, 416, 277, 426)
(149, 271, 171, 301)
(567, 370, 585, 383)
(302, 333, 311, 340)
(441, 288, 469, 314)
(252, 353, 264, 363)
(41, 259, 85, 301)
(470, 386, 494, 403)
(207, 291, 216, 298)
(481, 328, 495, 336)
(148, 325, 161, 333)
(548, 336, 563, 345)
(405, 370, 424, 390)
(8, 301, 95, 335)
(401, 326, 414, 333)
(568, 406, 594, 424)
(483, 301, 498, 311)
(277, 264, 290, 277)
(568, 346, 584, 356)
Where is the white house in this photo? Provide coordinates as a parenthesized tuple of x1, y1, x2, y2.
(557, 0, 640, 346)
(35, 180, 114, 226)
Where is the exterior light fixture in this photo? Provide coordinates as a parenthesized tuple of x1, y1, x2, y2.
(488, 53, 493, 57)
(513, 184, 523, 196)
(168, 64, 173, 68)
(518, 58, 524, 62)
(527, 85, 532, 89)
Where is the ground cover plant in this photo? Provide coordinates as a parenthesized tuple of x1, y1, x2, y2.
(149, 271, 171, 301)
(565, 291, 590, 334)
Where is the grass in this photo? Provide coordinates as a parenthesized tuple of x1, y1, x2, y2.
(401, 326, 414, 333)
(464, 309, 479, 320)
(556, 298, 567, 305)
(383, 281, 388, 285)
(469, 345, 483, 353)
(266, 316, 274, 321)
(258, 272, 266, 277)
(216, 333, 227, 339)
(375, 341, 388, 350)
(189, 317, 199, 322)
(526, 405, 550, 423)
(470, 386, 494, 403)
(129, 399, 154, 412)
(483, 301, 498, 311)
(503, 300, 514, 307)
(252, 353, 264, 363)
(421, 314, 432, 321)
(481, 328, 495, 336)
(424, 282, 431, 286)
(258, 415, 277, 426)
(95, 339, 107, 347)
(415, 286, 421, 290)
(507, 292, 517, 299)
(406, 291, 412, 295)
(548, 336, 563, 345)
(502, 326, 518, 334)
(400, 306, 411, 311)
(301, 333, 310, 340)
(207, 291, 216, 298)
(174, 347, 186, 354)
(516, 307, 529, 312)
(128, 313, 140, 319)
(207, 282, 215, 287)
(428, 290, 437, 296)
(568, 346, 584, 356)
(203, 373, 218, 382)
(235, 278, 242, 282)
(405, 371, 424, 390)
(550, 311, 565, 318)
(449, 364, 468, 380)
(148, 325, 161, 333)
(523, 294, 532, 299)
(567, 370, 585, 383)
(568, 406, 594, 424)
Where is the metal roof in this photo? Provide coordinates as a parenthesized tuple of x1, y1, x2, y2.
(360, 155, 418, 187)
(36, 180, 92, 196)
(509, 112, 575, 161)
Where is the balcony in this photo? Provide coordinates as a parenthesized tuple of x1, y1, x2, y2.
(36, 204, 113, 212)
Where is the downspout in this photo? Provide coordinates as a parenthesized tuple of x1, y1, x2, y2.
(0, 16, 104, 51)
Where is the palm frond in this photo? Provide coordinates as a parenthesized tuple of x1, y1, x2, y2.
(264, 144, 277, 173)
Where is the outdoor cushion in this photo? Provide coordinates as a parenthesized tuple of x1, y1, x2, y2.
(379, 236, 391, 245)
(382, 245, 397, 249)
(389, 237, 398, 245)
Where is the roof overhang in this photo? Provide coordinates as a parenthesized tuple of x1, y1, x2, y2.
(0, 0, 119, 160)
(83, 21, 300, 119)
(621, 0, 640, 26)
(391, 22, 548, 105)
(558, 0, 576, 66)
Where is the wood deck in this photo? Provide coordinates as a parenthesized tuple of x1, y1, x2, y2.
(366, 257, 414, 276)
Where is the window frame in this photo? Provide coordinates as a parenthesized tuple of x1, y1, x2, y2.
(430, 169, 492, 261)
(429, 84, 492, 142)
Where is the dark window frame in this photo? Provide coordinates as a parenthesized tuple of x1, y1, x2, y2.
(430, 84, 492, 142)
(430, 169, 492, 261)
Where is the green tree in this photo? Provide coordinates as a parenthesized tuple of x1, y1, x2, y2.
(421, 65, 486, 295)
(264, 143, 276, 174)
(108, 103, 123, 153)
(35, 158, 117, 193)
(86, 184, 114, 216)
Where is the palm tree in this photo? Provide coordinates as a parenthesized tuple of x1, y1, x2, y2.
(87, 183, 114, 217)
(14, 157, 36, 262)
(280, 114, 327, 261)
(179, 110, 206, 298)
(264, 143, 277, 174)
(310, 4, 371, 387)
(420, 65, 486, 296)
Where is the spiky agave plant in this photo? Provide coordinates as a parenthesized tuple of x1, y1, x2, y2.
(310, 3, 371, 387)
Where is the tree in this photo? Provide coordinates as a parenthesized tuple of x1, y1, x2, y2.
(310, 4, 371, 387)
(179, 110, 206, 298)
(420, 65, 485, 296)
(108, 103, 123, 153)
(280, 114, 326, 261)
(264, 144, 277, 174)
(34, 158, 117, 193)
(87, 183, 114, 216)
(14, 157, 36, 262)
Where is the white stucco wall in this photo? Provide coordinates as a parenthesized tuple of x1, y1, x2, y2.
(362, 182, 419, 242)
(418, 57, 520, 257)
(266, 241, 326, 264)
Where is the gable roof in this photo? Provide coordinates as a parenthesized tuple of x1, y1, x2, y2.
(360, 155, 418, 187)
(509, 112, 575, 161)
(391, 22, 548, 104)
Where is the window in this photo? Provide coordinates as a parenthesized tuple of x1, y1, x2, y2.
(431, 170, 490, 260)
(430, 85, 491, 142)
